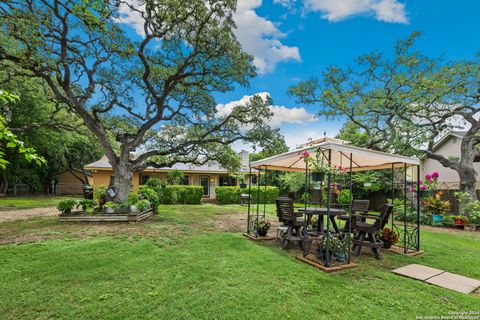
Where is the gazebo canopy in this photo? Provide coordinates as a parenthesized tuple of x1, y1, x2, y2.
(250, 140, 420, 172)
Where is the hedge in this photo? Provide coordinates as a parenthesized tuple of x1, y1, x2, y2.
(215, 186, 279, 204)
(154, 185, 203, 204)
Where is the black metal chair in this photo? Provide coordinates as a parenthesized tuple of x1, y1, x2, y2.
(351, 203, 394, 259)
(337, 200, 370, 232)
(275, 197, 304, 250)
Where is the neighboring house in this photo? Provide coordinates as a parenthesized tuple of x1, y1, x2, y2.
(421, 131, 480, 189)
(84, 151, 251, 199)
(55, 170, 93, 195)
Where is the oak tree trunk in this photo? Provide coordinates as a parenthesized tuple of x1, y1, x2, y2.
(458, 164, 478, 200)
(111, 164, 133, 204)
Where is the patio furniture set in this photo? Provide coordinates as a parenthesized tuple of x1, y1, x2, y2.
(246, 138, 422, 268)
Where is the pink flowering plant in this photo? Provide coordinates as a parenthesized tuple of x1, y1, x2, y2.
(411, 172, 440, 193)
(299, 149, 332, 174)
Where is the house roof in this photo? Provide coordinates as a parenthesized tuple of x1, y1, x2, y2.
(251, 139, 420, 172)
(431, 131, 466, 152)
(84, 152, 251, 174)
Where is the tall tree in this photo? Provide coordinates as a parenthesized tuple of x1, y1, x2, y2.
(289, 33, 480, 199)
(0, 0, 279, 202)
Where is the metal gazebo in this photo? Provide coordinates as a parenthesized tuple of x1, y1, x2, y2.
(246, 139, 421, 267)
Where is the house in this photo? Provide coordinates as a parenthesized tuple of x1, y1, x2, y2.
(84, 150, 251, 199)
(421, 131, 480, 189)
(55, 170, 92, 195)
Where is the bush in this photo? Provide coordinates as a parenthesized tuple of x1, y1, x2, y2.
(138, 186, 160, 212)
(145, 178, 165, 188)
(181, 186, 204, 204)
(57, 199, 77, 213)
(153, 185, 203, 205)
(215, 186, 279, 204)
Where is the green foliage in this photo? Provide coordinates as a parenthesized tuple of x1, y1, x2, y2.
(138, 186, 160, 212)
(167, 170, 184, 185)
(136, 199, 151, 212)
(215, 186, 279, 204)
(76, 199, 96, 209)
(153, 185, 203, 205)
(336, 189, 352, 204)
(280, 172, 305, 194)
(104, 201, 115, 208)
(56, 199, 77, 213)
(454, 192, 480, 220)
(0, 90, 46, 169)
(145, 178, 165, 188)
(93, 185, 107, 200)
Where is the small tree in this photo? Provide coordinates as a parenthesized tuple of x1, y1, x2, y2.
(167, 170, 183, 185)
(0, 1, 279, 203)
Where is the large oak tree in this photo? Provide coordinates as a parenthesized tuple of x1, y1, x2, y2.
(0, 0, 279, 202)
(289, 33, 480, 199)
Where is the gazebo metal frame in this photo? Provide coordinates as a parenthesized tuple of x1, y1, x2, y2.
(246, 140, 421, 267)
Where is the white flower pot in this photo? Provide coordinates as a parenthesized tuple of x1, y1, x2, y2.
(130, 205, 139, 213)
(106, 207, 114, 214)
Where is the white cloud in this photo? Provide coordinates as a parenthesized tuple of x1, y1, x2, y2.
(113, 0, 301, 74)
(303, 0, 408, 23)
(233, 0, 301, 74)
(216, 92, 315, 129)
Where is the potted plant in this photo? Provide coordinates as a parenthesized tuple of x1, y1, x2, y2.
(378, 227, 399, 249)
(94, 185, 107, 208)
(315, 236, 346, 262)
(254, 218, 271, 237)
(453, 215, 469, 225)
(299, 150, 332, 182)
(57, 199, 77, 215)
(76, 199, 96, 213)
(423, 191, 450, 223)
(128, 194, 140, 213)
(104, 201, 116, 214)
(418, 172, 440, 198)
(453, 192, 480, 225)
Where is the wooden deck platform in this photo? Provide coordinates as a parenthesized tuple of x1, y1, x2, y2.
(296, 254, 357, 272)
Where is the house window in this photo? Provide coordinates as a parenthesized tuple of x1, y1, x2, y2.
(219, 176, 237, 186)
(182, 176, 190, 185)
(140, 174, 150, 185)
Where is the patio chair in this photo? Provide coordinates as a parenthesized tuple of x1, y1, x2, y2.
(337, 200, 370, 232)
(275, 197, 304, 250)
(351, 203, 394, 259)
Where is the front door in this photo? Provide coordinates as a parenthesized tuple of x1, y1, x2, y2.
(200, 176, 210, 197)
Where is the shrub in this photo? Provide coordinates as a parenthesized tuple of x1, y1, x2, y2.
(138, 186, 160, 212)
(145, 178, 165, 188)
(57, 199, 77, 213)
(215, 186, 279, 204)
(337, 189, 352, 204)
(216, 187, 239, 204)
(395, 210, 432, 225)
(181, 186, 204, 204)
(93, 185, 107, 200)
(155, 185, 203, 204)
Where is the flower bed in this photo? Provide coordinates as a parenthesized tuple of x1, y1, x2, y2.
(58, 208, 153, 222)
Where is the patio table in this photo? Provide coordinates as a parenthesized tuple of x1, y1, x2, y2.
(298, 207, 346, 234)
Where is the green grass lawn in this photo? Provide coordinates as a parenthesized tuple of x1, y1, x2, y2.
(0, 195, 80, 211)
(0, 203, 479, 319)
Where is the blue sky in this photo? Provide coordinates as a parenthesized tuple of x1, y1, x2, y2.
(118, 0, 480, 150)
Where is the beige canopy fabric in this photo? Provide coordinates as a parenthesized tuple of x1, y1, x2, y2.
(250, 141, 420, 172)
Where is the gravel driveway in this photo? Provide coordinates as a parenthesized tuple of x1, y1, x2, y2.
(0, 207, 58, 223)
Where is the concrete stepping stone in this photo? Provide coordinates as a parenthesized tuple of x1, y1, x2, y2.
(392, 264, 444, 281)
(392, 264, 480, 294)
(426, 272, 480, 294)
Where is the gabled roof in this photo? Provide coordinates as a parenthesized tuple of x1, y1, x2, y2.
(431, 131, 466, 152)
(84, 153, 250, 173)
